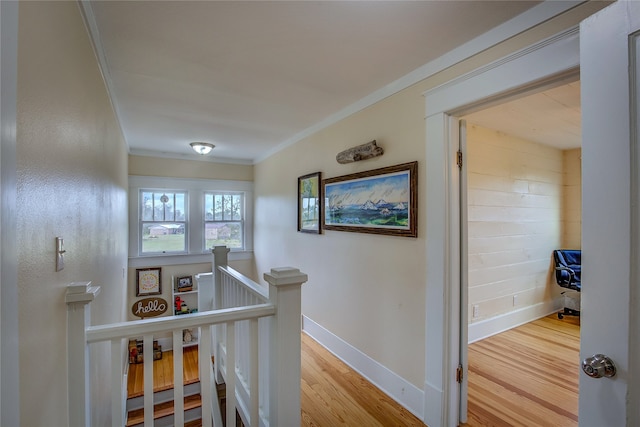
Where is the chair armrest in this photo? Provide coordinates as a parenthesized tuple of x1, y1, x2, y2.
(555, 266, 575, 273)
(556, 266, 576, 283)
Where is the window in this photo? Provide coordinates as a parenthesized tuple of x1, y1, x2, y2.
(129, 176, 253, 266)
(205, 192, 244, 250)
(140, 190, 187, 254)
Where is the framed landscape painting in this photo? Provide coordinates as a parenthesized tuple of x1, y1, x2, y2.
(323, 161, 417, 237)
(298, 172, 322, 234)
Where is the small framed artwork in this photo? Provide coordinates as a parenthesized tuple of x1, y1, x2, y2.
(298, 172, 322, 234)
(177, 275, 193, 292)
(323, 161, 418, 237)
(136, 267, 162, 296)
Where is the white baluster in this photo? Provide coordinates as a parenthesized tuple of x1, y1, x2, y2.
(249, 318, 259, 427)
(200, 325, 213, 427)
(111, 338, 124, 427)
(143, 334, 154, 427)
(173, 330, 184, 426)
(226, 321, 236, 427)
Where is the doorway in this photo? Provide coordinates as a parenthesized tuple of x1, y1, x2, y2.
(459, 81, 582, 425)
(423, 28, 581, 427)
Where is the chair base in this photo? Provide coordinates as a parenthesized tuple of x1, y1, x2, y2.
(558, 307, 580, 319)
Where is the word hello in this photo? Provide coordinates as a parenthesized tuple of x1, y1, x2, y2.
(132, 297, 168, 318)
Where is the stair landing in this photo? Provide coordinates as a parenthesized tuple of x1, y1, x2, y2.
(127, 345, 200, 398)
(125, 394, 202, 427)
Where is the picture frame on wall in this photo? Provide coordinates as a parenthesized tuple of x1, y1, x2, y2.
(298, 171, 322, 234)
(136, 267, 162, 296)
(176, 275, 193, 292)
(323, 161, 417, 237)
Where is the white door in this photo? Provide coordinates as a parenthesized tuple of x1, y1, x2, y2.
(579, 2, 640, 425)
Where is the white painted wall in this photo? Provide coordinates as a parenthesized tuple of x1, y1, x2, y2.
(129, 155, 254, 182)
(16, 2, 128, 426)
(466, 124, 564, 322)
(252, 5, 598, 418)
(254, 90, 428, 391)
(127, 155, 256, 321)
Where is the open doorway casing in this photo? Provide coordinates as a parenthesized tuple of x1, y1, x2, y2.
(423, 28, 580, 427)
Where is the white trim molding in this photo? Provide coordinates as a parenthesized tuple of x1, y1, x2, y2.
(255, 2, 586, 164)
(423, 28, 580, 427)
(1, 1, 20, 425)
(128, 175, 254, 265)
(467, 299, 563, 344)
(302, 315, 424, 420)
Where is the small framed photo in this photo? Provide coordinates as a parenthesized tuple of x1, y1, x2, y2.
(177, 275, 193, 292)
(136, 267, 162, 296)
(298, 172, 322, 234)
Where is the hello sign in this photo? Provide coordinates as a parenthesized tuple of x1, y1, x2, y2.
(132, 297, 168, 318)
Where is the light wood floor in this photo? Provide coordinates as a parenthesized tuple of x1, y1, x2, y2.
(301, 332, 426, 427)
(462, 314, 580, 427)
(127, 345, 200, 398)
(127, 313, 579, 426)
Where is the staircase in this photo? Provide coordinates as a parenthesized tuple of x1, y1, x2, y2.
(124, 346, 244, 427)
(125, 385, 202, 427)
(125, 346, 204, 427)
(66, 257, 308, 427)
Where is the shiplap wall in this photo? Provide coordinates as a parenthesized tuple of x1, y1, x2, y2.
(562, 148, 582, 249)
(467, 124, 568, 322)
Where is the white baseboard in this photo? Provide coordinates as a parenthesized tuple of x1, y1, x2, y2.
(302, 315, 424, 420)
(468, 298, 563, 344)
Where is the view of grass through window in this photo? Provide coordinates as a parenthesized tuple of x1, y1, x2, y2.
(142, 227, 186, 253)
(205, 193, 243, 249)
(141, 190, 187, 253)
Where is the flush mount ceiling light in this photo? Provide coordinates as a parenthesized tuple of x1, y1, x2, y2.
(190, 142, 215, 155)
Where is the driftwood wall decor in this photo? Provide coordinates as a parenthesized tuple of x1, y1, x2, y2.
(336, 140, 383, 164)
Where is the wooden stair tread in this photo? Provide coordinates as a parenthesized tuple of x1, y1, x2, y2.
(127, 346, 203, 399)
(125, 394, 201, 427)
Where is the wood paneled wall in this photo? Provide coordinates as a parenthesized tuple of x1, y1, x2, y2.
(467, 125, 566, 322)
(562, 148, 582, 249)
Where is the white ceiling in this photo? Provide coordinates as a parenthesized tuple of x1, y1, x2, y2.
(464, 81, 581, 150)
(84, 1, 550, 163)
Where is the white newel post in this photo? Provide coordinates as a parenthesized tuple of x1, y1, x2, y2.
(212, 245, 230, 384)
(212, 245, 230, 310)
(264, 267, 308, 427)
(65, 282, 101, 427)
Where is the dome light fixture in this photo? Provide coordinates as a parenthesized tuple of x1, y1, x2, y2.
(190, 142, 215, 155)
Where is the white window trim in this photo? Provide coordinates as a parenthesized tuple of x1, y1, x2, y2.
(129, 175, 253, 268)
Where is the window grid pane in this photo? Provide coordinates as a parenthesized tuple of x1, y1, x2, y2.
(140, 190, 187, 254)
(205, 192, 244, 250)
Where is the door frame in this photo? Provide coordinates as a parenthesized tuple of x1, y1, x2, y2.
(1, 1, 20, 426)
(423, 27, 580, 427)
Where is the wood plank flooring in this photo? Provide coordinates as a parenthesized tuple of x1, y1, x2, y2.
(127, 314, 578, 426)
(301, 332, 426, 427)
(127, 345, 200, 398)
(462, 314, 580, 427)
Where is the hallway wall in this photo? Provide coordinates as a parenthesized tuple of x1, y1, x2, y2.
(252, 2, 600, 417)
(16, 2, 129, 425)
